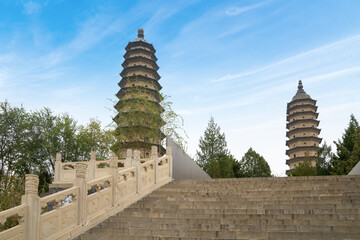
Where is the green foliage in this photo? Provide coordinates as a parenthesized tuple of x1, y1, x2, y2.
(237, 148, 272, 178)
(331, 114, 360, 175)
(315, 142, 333, 176)
(0, 174, 24, 231)
(112, 80, 188, 156)
(161, 94, 188, 152)
(196, 117, 236, 178)
(112, 81, 165, 156)
(291, 114, 360, 176)
(289, 159, 317, 176)
(0, 100, 115, 213)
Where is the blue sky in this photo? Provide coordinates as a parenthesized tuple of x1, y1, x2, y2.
(1, 0, 360, 175)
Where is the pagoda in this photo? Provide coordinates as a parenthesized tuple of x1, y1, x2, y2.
(286, 80, 322, 171)
(112, 28, 165, 158)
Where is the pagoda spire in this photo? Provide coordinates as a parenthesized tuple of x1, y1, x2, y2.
(137, 28, 144, 39)
(297, 80, 305, 94)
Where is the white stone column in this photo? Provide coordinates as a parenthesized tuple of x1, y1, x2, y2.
(125, 149, 132, 168)
(166, 147, 173, 178)
(21, 174, 40, 240)
(75, 163, 87, 226)
(152, 146, 159, 184)
(133, 149, 141, 193)
(54, 153, 61, 182)
(88, 151, 96, 180)
(110, 155, 119, 207)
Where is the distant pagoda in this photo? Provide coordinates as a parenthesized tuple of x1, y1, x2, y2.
(112, 28, 165, 158)
(286, 80, 322, 171)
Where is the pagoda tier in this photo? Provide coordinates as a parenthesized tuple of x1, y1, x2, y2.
(114, 98, 164, 113)
(124, 48, 158, 61)
(286, 136, 322, 147)
(112, 28, 165, 158)
(285, 81, 322, 171)
(122, 56, 159, 70)
(116, 86, 163, 102)
(286, 127, 321, 138)
(120, 65, 160, 80)
(118, 75, 162, 90)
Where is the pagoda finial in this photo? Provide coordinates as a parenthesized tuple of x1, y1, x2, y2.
(297, 80, 305, 93)
(138, 28, 144, 39)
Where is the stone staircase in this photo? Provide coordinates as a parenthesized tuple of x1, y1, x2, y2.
(76, 176, 360, 239)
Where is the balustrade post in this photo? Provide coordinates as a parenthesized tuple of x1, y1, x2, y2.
(110, 155, 119, 206)
(166, 147, 173, 178)
(75, 163, 87, 226)
(152, 146, 159, 184)
(133, 149, 142, 193)
(54, 153, 61, 182)
(88, 151, 96, 180)
(21, 174, 40, 240)
(125, 149, 132, 168)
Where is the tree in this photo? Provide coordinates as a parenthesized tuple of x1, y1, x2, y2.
(332, 114, 360, 175)
(161, 94, 188, 152)
(77, 118, 116, 160)
(290, 159, 317, 176)
(315, 142, 333, 175)
(0, 100, 118, 213)
(196, 117, 235, 178)
(237, 148, 271, 177)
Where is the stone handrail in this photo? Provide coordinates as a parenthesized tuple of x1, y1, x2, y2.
(0, 204, 27, 240)
(0, 146, 172, 240)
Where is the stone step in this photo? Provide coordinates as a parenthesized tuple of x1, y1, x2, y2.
(99, 216, 360, 230)
(82, 226, 360, 239)
(131, 198, 360, 209)
(76, 176, 360, 240)
(118, 209, 360, 219)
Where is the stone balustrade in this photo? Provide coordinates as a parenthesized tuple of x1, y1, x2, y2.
(0, 146, 172, 240)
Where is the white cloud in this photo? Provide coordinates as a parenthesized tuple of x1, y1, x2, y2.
(23, 1, 40, 15)
(212, 34, 360, 83)
(225, 1, 268, 16)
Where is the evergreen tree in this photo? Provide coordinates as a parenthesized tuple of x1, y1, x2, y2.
(315, 142, 333, 175)
(196, 117, 234, 178)
(237, 148, 272, 177)
(332, 114, 360, 174)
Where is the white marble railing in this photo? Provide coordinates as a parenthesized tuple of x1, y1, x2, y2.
(0, 146, 172, 240)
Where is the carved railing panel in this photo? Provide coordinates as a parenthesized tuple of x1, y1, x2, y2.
(39, 187, 79, 240)
(0, 205, 27, 240)
(118, 167, 137, 200)
(141, 160, 155, 190)
(86, 176, 113, 219)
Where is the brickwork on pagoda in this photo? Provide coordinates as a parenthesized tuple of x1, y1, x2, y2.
(286, 80, 322, 171)
(112, 28, 164, 158)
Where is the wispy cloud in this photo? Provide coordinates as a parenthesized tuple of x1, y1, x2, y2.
(23, 1, 41, 15)
(212, 34, 360, 83)
(225, 1, 269, 16)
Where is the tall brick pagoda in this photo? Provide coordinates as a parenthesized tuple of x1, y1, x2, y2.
(286, 80, 322, 171)
(112, 28, 165, 158)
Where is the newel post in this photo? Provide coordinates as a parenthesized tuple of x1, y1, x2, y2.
(75, 163, 87, 226)
(125, 149, 132, 168)
(133, 149, 142, 193)
(110, 155, 119, 206)
(54, 153, 61, 182)
(152, 146, 159, 184)
(166, 147, 173, 178)
(22, 174, 40, 240)
(88, 151, 96, 180)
